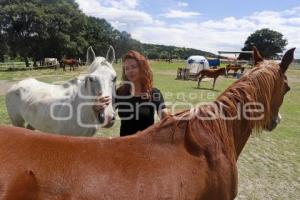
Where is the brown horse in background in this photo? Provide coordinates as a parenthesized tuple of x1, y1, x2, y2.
(195, 67, 227, 89)
(0, 47, 295, 199)
(226, 64, 245, 77)
(59, 59, 80, 71)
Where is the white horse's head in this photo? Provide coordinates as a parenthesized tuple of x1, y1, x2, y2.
(83, 46, 117, 128)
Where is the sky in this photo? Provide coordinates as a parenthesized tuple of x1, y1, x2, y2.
(75, 0, 300, 58)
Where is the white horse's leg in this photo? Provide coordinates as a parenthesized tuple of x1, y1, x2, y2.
(5, 90, 25, 127)
(26, 124, 35, 130)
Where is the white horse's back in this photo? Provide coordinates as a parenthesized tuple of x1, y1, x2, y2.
(6, 78, 79, 134)
(14, 78, 78, 99)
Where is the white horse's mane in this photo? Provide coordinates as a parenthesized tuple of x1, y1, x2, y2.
(88, 57, 113, 73)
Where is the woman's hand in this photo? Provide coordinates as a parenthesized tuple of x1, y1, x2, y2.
(93, 92, 111, 113)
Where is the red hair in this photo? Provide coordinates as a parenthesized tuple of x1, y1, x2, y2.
(118, 50, 153, 97)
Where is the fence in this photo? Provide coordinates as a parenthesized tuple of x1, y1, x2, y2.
(291, 62, 300, 70)
(0, 62, 34, 71)
(0, 61, 59, 71)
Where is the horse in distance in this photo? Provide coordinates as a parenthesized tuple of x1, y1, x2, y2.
(59, 59, 80, 71)
(195, 67, 227, 89)
(225, 64, 245, 77)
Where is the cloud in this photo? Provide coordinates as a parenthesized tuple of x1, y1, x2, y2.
(162, 9, 201, 18)
(134, 13, 299, 58)
(95, 8, 153, 25)
(177, 1, 188, 7)
(135, 7, 300, 57)
(76, 1, 300, 57)
(104, 0, 139, 9)
(201, 17, 257, 30)
(75, 0, 153, 28)
(282, 6, 300, 16)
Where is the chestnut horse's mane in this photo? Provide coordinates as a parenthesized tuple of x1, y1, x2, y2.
(216, 60, 280, 132)
(147, 60, 281, 161)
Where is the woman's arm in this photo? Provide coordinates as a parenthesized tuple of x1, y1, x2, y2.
(152, 88, 169, 120)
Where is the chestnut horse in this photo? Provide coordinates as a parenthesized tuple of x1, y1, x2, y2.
(0, 47, 295, 199)
(59, 59, 80, 71)
(195, 67, 227, 89)
(225, 64, 245, 77)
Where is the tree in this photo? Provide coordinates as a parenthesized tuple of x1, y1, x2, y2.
(239, 28, 288, 60)
(0, 0, 49, 66)
(114, 31, 132, 61)
(85, 17, 115, 59)
(0, 0, 88, 66)
(1, 0, 219, 65)
(41, 0, 88, 59)
(147, 51, 159, 60)
(0, 33, 8, 62)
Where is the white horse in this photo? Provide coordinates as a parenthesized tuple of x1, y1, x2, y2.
(5, 46, 117, 136)
(44, 58, 59, 66)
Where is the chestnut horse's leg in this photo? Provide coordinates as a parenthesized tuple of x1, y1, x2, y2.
(197, 75, 204, 88)
(233, 69, 238, 77)
(62, 63, 66, 72)
(212, 77, 217, 89)
(241, 67, 245, 74)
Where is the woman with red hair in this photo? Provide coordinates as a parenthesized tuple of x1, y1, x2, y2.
(94, 50, 168, 136)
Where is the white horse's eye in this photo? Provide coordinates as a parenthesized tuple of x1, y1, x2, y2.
(112, 77, 117, 82)
(88, 77, 95, 82)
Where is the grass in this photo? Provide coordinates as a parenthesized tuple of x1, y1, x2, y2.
(0, 61, 299, 199)
(0, 96, 10, 125)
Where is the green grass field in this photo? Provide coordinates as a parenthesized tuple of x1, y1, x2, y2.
(0, 61, 299, 199)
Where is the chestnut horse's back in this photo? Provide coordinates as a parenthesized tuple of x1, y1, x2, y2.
(0, 125, 212, 199)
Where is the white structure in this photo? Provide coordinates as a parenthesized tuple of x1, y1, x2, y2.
(186, 56, 209, 74)
(44, 58, 59, 66)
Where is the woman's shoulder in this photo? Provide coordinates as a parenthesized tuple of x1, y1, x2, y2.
(151, 87, 162, 94)
(116, 85, 130, 96)
(151, 87, 164, 101)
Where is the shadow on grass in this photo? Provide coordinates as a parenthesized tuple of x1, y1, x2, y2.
(192, 87, 220, 92)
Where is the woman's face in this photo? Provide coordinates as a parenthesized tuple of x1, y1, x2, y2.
(124, 58, 140, 83)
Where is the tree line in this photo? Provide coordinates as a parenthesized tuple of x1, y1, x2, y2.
(0, 1, 289, 67)
(0, 0, 125, 66)
(0, 0, 217, 67)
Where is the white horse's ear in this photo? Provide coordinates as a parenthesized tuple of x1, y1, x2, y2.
(87, 46, 96, 65)
(106, 45, 115, 64)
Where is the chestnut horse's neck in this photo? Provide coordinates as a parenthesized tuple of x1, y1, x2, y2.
(151, 62, 280, 163)
(216, 63, 279, 157)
